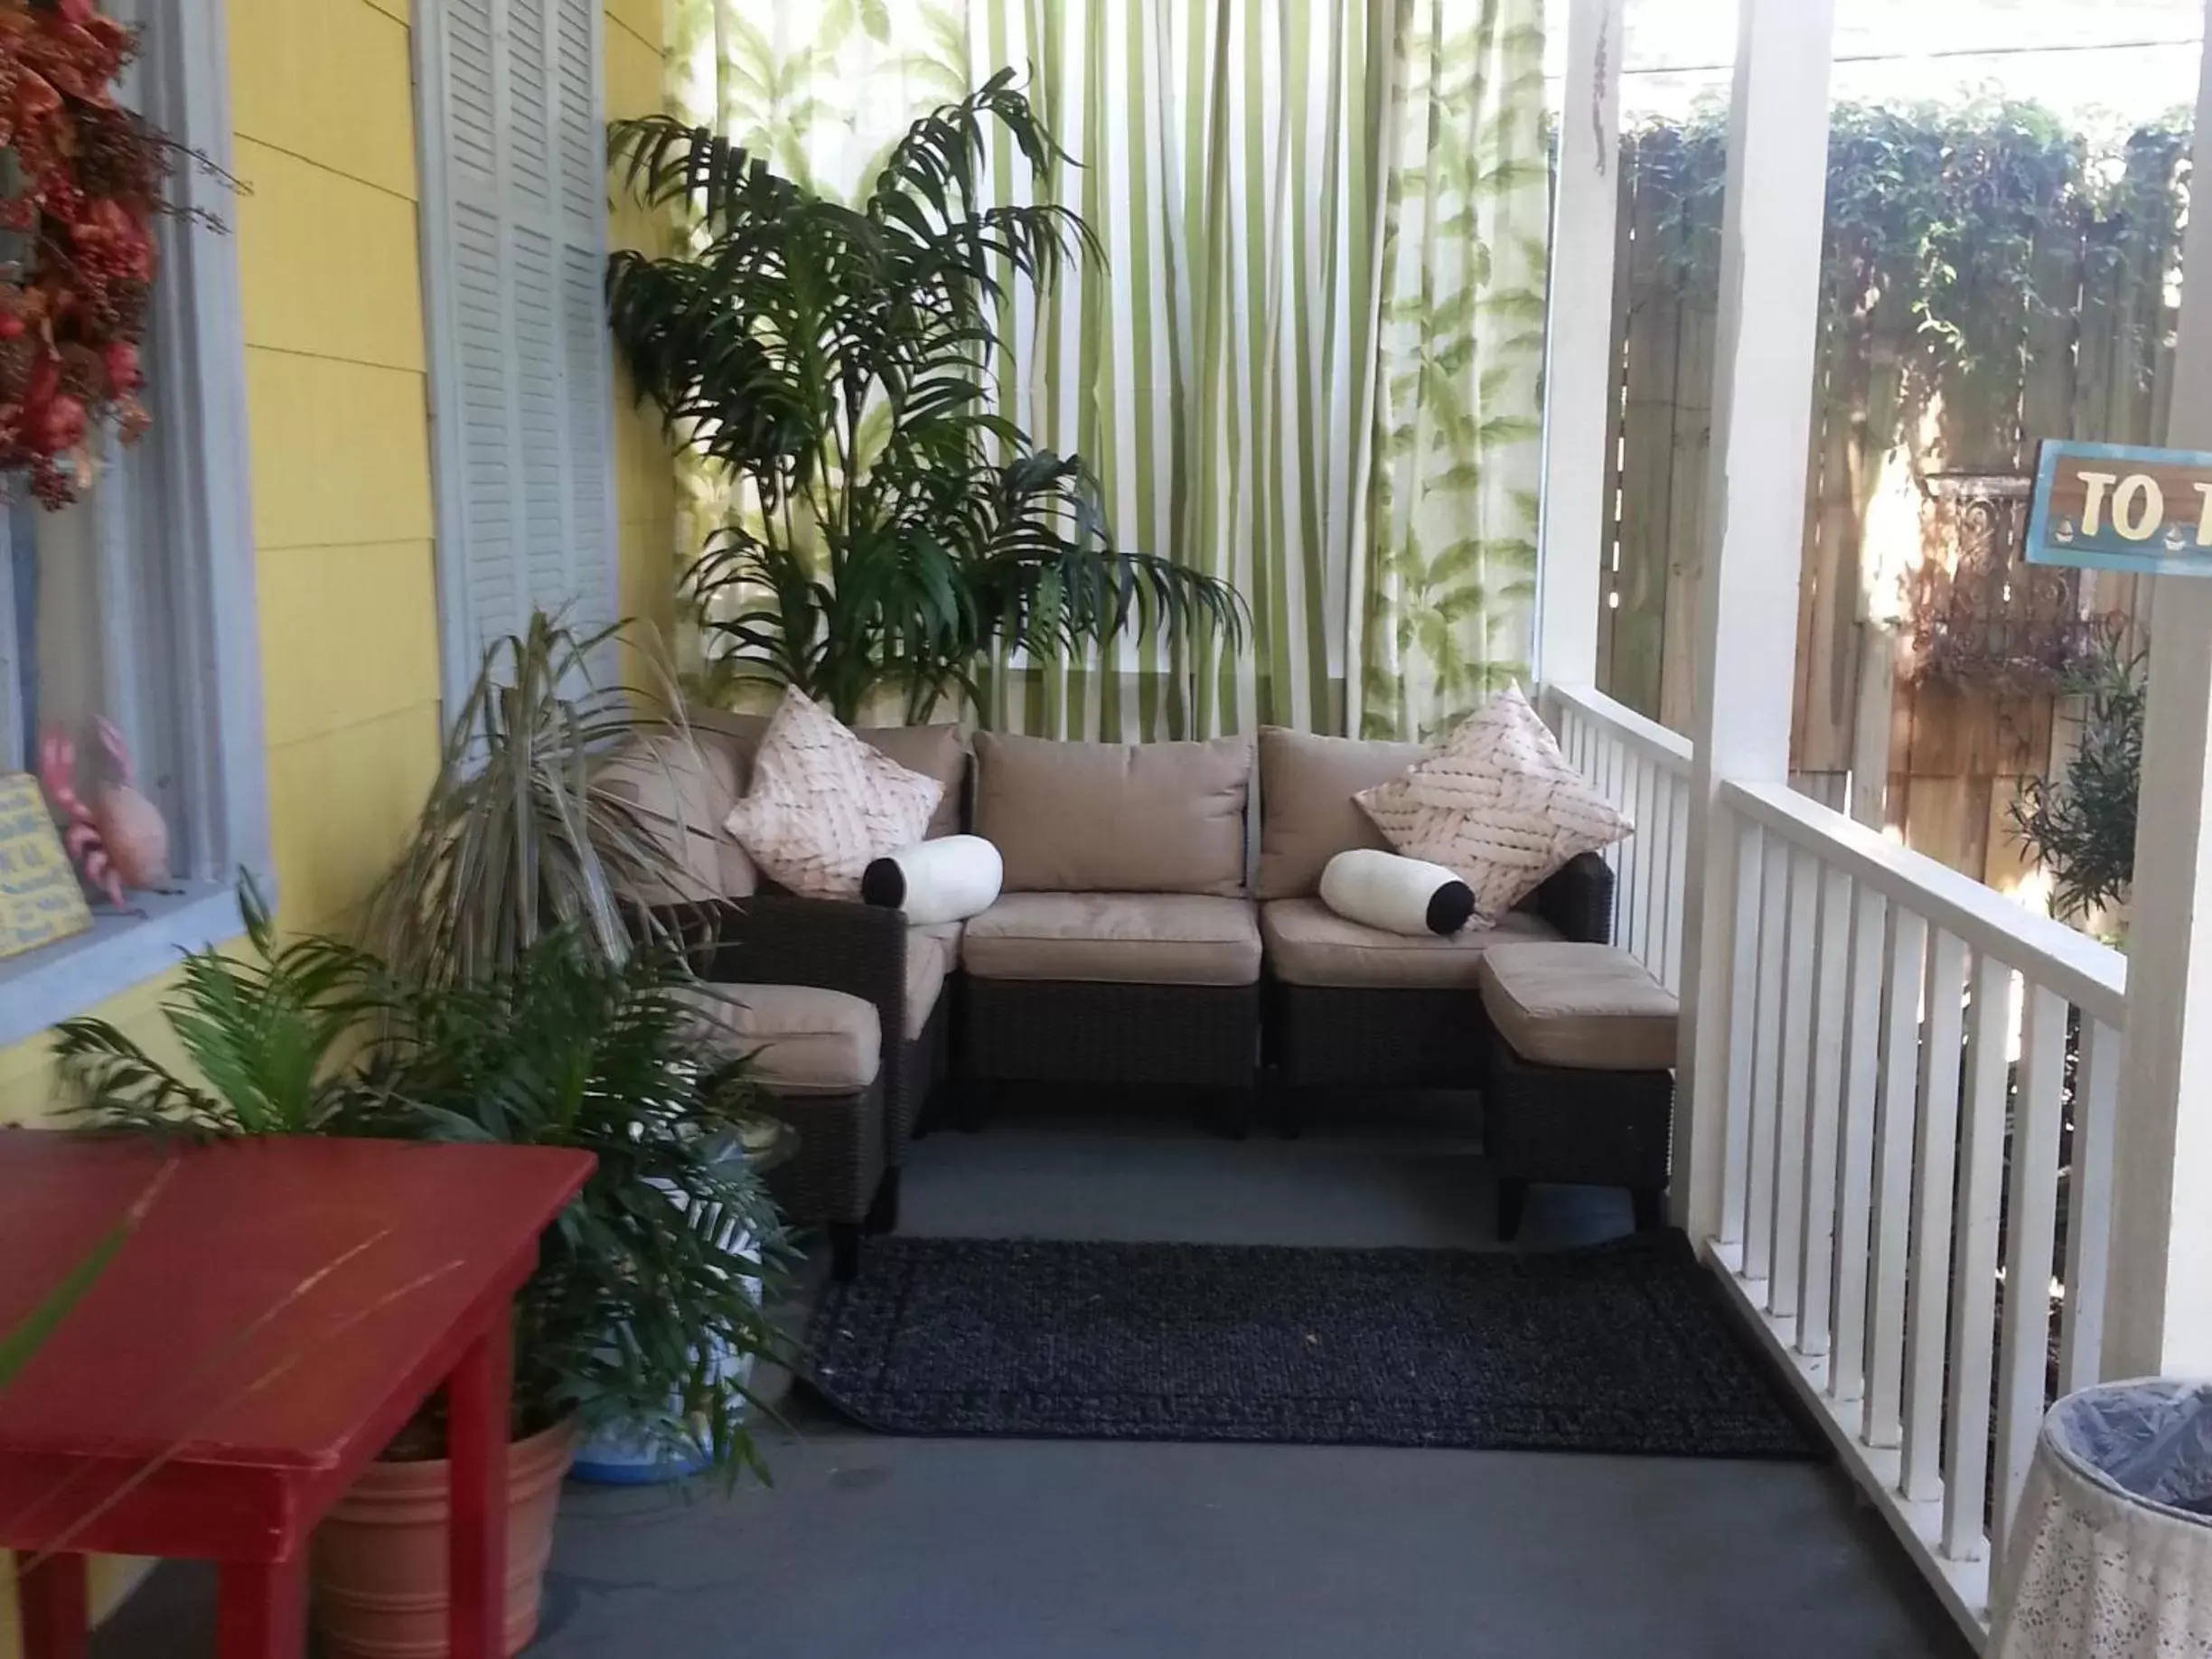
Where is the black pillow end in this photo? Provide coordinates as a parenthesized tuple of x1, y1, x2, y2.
(859, 858, 907, 910)
(1425, 880, 1476, 936)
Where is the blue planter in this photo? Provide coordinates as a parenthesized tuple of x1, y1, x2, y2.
(570, 1154, 763, 1486)
(569, 1320, 760, 1485)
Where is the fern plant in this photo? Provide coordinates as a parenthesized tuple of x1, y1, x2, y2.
(605, 70, 1245, 724)
(2011, 631, 2145, 923)
(53, 877, 398, 1139)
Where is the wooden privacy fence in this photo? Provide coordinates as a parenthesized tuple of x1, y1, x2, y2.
(1595, 103, 2189, 890)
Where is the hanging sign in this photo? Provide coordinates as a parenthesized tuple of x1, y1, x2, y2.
(2027, 439, 2212, 576)
(0, 772, 94, 961)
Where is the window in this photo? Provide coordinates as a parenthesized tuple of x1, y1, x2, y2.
(0, 0, 265, 1047)
(415, 0, 618, 702)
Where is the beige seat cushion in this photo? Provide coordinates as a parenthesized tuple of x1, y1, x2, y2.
(1255, 728, 1429, 901)
(904, 922, 961, 1039)
(1477, 942, 1679, 1072)
(692, 708, 968, 840)
(975, 733, 1251, 896)
(963, 893, 1261, 987)
(595, 731, 756, 902)
(680, 983, 882, 1095)
(1260, 897, 1558, 989)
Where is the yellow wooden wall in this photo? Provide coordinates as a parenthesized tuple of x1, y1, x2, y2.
(0, 0, 674, 1640)
(606, 0, 680, 656)
(0, 0, 674, 1114)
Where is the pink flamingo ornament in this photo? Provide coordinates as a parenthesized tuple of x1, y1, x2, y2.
(91, 716, 170, 891)
(37, 726, 124, 908)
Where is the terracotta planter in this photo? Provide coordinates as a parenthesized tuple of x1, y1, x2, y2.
(310, 1417, 579, 1659)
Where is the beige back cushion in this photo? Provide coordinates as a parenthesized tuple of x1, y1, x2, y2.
(595, 731, 756, 903)
(1254, 728, 1429, 901)
(690, 708, 967, 839)
(861, 726, 969, 839)
(974, 732, 1252, 896)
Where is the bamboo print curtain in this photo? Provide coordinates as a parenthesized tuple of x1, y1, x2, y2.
(667, 0, 1550, 741)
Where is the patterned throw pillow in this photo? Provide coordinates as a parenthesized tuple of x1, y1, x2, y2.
(1353, 686, 1633, 923)
(724, 689, 946, 899)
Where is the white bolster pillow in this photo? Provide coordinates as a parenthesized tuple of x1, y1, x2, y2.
(1318, 848, 1476, 937)
(859, 835, 1004, 925)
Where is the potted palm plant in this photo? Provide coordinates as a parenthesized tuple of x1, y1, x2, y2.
(55, 610, 780, 1655)
(605, 70, 1245, 724)
(55, 889, 782, 1657)
(368, 611, 720, 986)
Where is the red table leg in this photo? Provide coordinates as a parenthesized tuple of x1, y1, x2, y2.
(446, 1305, 512, 1659)
(15, 1551, 87, 1659)
(214, 1554, 304, 1659)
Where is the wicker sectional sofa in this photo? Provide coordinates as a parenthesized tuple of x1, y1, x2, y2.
(1251, 730, 1613, 1111)
(611, 719, 1616, 1275)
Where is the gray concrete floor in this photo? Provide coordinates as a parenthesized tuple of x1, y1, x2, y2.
(96, 1096, 1974, 1658)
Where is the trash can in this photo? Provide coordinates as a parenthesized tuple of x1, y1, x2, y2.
(1990, 1378, 2212, 1658)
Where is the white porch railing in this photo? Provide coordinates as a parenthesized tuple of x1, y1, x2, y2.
(1547, 684, 1693, 993)
(1712, 782, 2125, 1631)
(1551, 686, 2128, 1640)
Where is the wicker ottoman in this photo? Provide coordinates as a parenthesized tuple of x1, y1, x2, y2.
(1476, 942, 1678, 1241)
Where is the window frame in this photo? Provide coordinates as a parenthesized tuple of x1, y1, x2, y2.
(0, 0, 267, 1049)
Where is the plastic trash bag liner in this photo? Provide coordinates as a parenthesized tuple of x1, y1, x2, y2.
(2049, 1379, 2212, 1518)
(1991, 1380, 2212, 1658)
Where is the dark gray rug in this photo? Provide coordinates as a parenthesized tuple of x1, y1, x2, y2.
(804, 1233, 1819, 1459)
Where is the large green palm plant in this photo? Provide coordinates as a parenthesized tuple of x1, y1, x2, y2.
(605, 70, 1244, 724)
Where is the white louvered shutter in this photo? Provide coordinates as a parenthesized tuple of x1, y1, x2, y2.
(420, 0, 615, 701)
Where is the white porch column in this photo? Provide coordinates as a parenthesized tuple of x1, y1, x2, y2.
(1532, 0, 1625, 689)
(2102, 12, 2212, 1379)
(1673, 0, 1836, 1237)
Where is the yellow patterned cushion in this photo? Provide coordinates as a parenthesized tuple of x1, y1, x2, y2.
(724, 689, 946, 899)
(1353, 687, 1632, 923)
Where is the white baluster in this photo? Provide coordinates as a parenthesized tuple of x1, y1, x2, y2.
(2060, 1017, 2121, 1393)
(1828, 881, 1887, 1407)
(1664, 778, 1690, 995)
(1796, 862, 1852, 1360)
(1795, 862, 1849, 1354)
(1941, 950, 2013, 1562)
(1902, 928, 1966, 1501)
(1636, 759, 1662, 971)
(1720, 814, 1765, 1249)
(1769, 845, 1819, 1321)
(1618, 752, 1636, 960)
(1864, 906, 1925, 1448)
(1992, 982, 2067, 1567)
(1745, 833, 1792, 1282)
(1601, 738, 1625, 877)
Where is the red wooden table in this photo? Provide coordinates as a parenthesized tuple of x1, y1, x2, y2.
(0, 1132, 594, 1659)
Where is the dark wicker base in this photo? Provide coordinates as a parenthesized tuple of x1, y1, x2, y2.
(1482, 1040, 1673, 1239)
(895, 990, 952, 1151)
(1268, 979, 1496, 1091)
(761, 1080, 889, 1238)
(961, 978, 1261, 1089)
